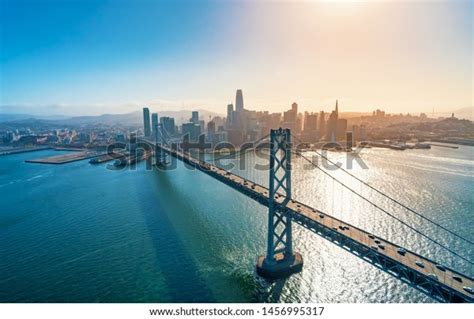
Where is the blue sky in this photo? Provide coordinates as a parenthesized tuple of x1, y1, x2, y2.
(0, 0, 472, 116)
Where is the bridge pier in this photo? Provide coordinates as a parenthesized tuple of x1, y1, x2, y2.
(256, 249, 303, 279)
(256, 128, 303, 279)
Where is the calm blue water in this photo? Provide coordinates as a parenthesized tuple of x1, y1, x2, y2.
(0, 145, 472, 302)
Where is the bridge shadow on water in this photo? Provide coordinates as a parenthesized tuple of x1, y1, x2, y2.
(145, 164, 295, 302)
(254, 275, 291, 303)
(132, 167, 216, 302)
(133, 161, 301, 303)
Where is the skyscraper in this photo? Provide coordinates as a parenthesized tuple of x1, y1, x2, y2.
(346, 131, 353, 151)
(191, 111, 199, 124)
(160, 117, 176, 136)
(182, 122, 201, 141)
(291, 102, 298, 113)
(151, 113, 158, 138)
(235, 89, 244, 112)
(282, 102, 298, 132)
(207, 121, 216, 135)
(227, 104, 234, 125)
(326, 101, 339, 142)
(337, 119, 347, 140)
(304, 112, 318, 131)
(283, 109, 297, 123)
(302, 112, 319, 143)
(326, 112, 337, 142)
(319, 111, 326, 139)
(143, 107, 151, 137)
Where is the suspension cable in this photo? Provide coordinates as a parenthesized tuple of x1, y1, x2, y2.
(291, 133, 474, 246)
(293, 150, 473, 265)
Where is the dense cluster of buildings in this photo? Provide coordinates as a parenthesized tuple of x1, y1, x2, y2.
(142, 89, 366, 147)
(1, 89, 471, 150)
(140, 89, 474, 149)
(0, 125, 129, 149)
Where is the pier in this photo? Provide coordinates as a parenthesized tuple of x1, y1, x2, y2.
(26, 150, 104, 164)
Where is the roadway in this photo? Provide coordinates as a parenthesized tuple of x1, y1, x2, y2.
(148, 140, 474, 303)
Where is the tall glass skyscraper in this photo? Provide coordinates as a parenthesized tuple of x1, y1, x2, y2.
(235, 89, 244, 112)
(151, 113, 158, 138)
(325, 101, 339, 142)
(191, 111, 199, 124)
(143, 107, 151, 137)
(227, 104, 234, 125)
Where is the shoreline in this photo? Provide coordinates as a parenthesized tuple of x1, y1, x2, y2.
(0, 146, 51, 156)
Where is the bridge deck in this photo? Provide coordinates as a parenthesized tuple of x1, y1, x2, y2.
(151, 141, 473, 303)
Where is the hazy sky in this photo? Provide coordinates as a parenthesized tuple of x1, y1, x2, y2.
(0, 0, 472, 116)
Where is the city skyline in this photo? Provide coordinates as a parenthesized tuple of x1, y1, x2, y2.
(1, 1, 472, 116)
(1, 0, 473, 311)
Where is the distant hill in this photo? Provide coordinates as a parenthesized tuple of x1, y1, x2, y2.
(0, 113, 70, 122)
(339, 108, 473, 121)
(387, 116, 473, 132)
(432, 107, 473, 121)
(0, 109, 223, 126)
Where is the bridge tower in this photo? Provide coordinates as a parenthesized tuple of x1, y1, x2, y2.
(256, 128, 303, 278)
(154, 123, 167, 167)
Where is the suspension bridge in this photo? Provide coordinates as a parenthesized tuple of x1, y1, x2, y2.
(139, 127, 473, 303)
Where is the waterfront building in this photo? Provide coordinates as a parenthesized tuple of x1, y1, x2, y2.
(128, 132, 137, 152)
